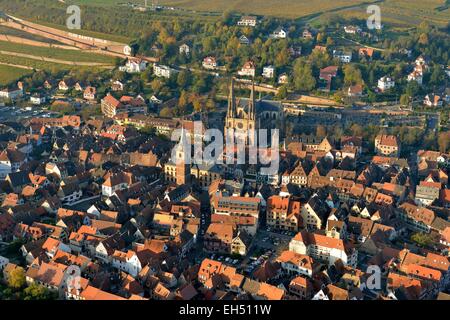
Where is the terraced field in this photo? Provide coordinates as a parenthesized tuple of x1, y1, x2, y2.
(67, 0, 450, 25)
(0, 53, 108, 73)
(0, 40, 116, 64)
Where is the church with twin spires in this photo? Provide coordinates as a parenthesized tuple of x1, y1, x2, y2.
(224, 79, 284, 144)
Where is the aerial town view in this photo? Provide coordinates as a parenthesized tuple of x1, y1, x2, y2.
(0, 0, 449, 310)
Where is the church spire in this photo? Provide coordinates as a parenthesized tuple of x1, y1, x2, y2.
(227, 77, 236, 118)
(248, 80, 256, 120)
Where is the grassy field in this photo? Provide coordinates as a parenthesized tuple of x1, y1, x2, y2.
(336, 0, 450, 27)
(0, 64, 32, 85)
(0, 40, 116, 64)
(0, 26, 62, 44)
(30, 19, 132, 44)
(0, 53, 108, 73)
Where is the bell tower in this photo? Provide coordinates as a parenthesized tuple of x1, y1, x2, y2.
(175, 127, 191, 186)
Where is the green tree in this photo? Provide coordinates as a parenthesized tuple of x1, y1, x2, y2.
(190, 93, 203, 113)
(205, 98, 216, 112)
(429, 67, 446, 86)
(8, 267, 25, 290)
(292, 59, 316, 92)
(400, 94, 410, 106)
(23, 283, 56, 300)
(438, 132, 450, 153)
(276, 85, 288, 99)
(343, 64, 363, 86)
(177, 90, 189, 115)
(411, 232, 433, 247)
(177, 71, 189, 89)
(159, 106, 174, 118)
(405, 81, 419, 98)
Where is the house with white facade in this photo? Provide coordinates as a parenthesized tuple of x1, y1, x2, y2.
(120, 58, 148, 73)
(179, 43, 190, 55)
(378, 76, 395, 92)
(102, 172, 132, 197)
(289, 231, 357, 267)
(30, 94, 46, 105)
(238, 61, 256, 77)
(408, 70, 423, 85)
(153, 64, 178, 79)
(0, 256, 9, 271)
(0, 149, 26, 179)
(344, 25, 362, 34)
(333, 50, 352, 63)
(277, 250, 317, 277)
(271, 27, 287, 39)
(0, 86, 23, 100)
(111, 250, 142, 277)
(262, 65, 275, 79)
(202, 56, 217, 70)
(237, 16, 257, 27)
(423, 94, 443, 107)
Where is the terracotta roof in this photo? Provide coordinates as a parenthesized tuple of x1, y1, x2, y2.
(277, 250, 315, 270)
(292, 231, 349, 252)
(376, 135, 399, 147)
(399, 203, 435, 226)
(81, 285, 126, 300)
(205, 223, 234, 242)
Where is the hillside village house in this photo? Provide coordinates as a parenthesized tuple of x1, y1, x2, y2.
(347, 85, 363, 97)
(0, 86, 23, 100)
(359, 47, 374, 59)
(375, 135, 400, 157)
(239, 35, 251, 45)
(153, 64, 178, 79)
(408, 70, 423, 85)
(333, 50, 352, 63)
(111, 80, 124, 92)
(271, 27, 287, 39)
(237, 16, 257, 27)
(74, 82, 86, 92)
(202, 56, 217, 70)
(30, 94, 46, 105)
(378, 76, 395, 92)
(58, 79, 74, 91)
(120, 58, 148, 73)
(344, 25, 362, 34)
(424, 94, 443, 107)
(179, 43, 190, 55)
(303, 29, 314, 39)
(319, 66, 338, 92)
(262, 65, 275, 79)
(278, 74, 289, 85)
(83, 86, 97, 101)
(238, 61, 256, 77)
